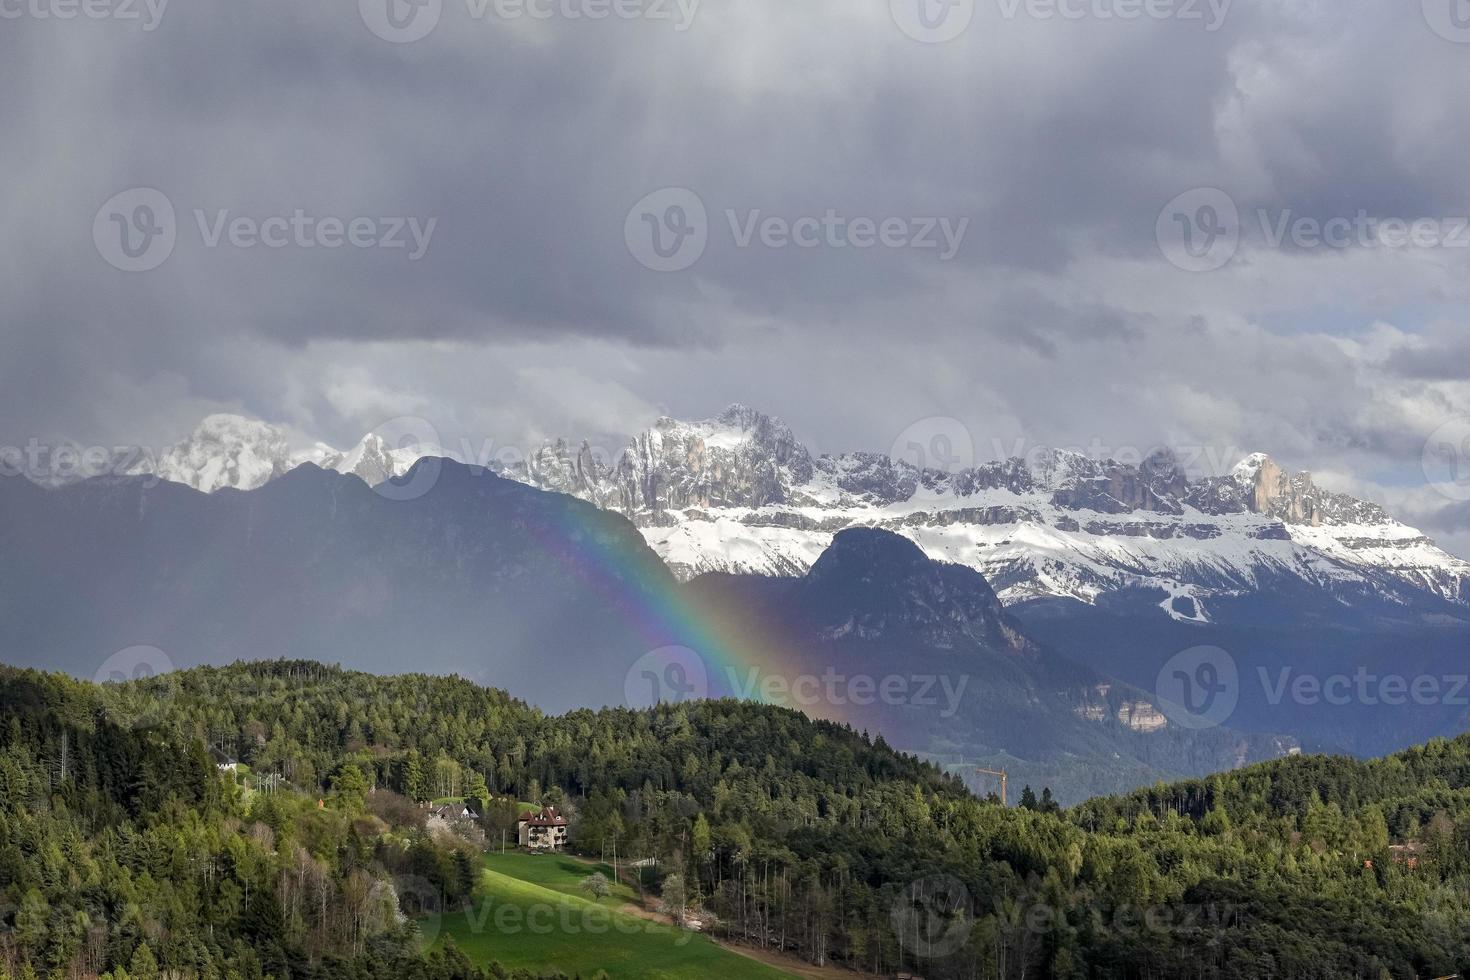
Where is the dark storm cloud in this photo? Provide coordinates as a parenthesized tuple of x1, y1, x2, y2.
(1384, 338, 1470, 382)
(3, 0, 1470, 538)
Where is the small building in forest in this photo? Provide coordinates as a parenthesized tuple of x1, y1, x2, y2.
(517, 806, 569, 851)
(430, 801, 480, 823)
(1388, 842, 1426, 869)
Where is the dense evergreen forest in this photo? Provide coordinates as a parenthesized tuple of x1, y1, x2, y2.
(2, 660, 1469, 979)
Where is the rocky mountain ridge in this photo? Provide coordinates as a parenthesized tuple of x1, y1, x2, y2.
(109, 414, 452, 493)
(102, 406, 1470, 624)
(497, 406, 1470, 624)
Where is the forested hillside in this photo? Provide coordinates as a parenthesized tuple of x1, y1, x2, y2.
(2, 661, 1469, 979)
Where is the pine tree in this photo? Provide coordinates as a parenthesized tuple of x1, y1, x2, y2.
(127, 944, 159, 980)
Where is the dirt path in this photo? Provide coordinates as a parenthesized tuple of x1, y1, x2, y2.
(706, 940, 881, 980)
(616, 898, 666, 924)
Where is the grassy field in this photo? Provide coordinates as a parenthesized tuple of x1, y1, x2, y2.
(475, 852, 640, 909)
(431, 852, 793, 979)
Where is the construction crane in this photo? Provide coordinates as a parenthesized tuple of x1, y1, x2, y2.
(975, 767, 1009, 806)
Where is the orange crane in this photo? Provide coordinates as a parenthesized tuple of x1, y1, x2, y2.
(975, 767, 1009, 806)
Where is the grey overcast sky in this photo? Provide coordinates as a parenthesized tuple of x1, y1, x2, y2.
(6, 0, 1470, 550)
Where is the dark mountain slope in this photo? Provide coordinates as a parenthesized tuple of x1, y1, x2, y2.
(0, 468, 1288, 800)
(0, 462, 680, 711)
(686, 529, 1292, 802)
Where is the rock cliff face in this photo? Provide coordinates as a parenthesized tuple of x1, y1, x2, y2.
(1116, 700, 1169, 733)
(309, 433, 402, 488)
(607, 405, 815, 514)
(523, 439, 620, 509)
(496, 407, 1470, 624)
(683, 527, 1295, 803)
(1231, 452, 1342, 524)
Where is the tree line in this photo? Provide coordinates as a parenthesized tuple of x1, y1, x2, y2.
(2, 660, 1469, 979)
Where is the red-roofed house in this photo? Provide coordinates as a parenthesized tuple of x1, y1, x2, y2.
(517, 806, 569, 851)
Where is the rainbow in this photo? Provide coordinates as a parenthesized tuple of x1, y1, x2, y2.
(521, 495, 848, 721)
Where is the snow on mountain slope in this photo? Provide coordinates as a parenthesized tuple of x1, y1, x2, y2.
(123, 415, 452, 492)
(117, 406, 1470, 623)
(495, 406, 1470, 623)
(306, 431, 457, 487)
(140, 414, 295, 493)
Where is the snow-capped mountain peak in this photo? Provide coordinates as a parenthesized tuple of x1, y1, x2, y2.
(1231, 451, 1273, 484)
(499, 407, 1470, 623)
(124, 416, 450, 493)
(113, 406, 1470, 623)
(139, 413, 295, 493)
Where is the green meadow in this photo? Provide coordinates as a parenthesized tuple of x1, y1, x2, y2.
(431, 852, 793, 979)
